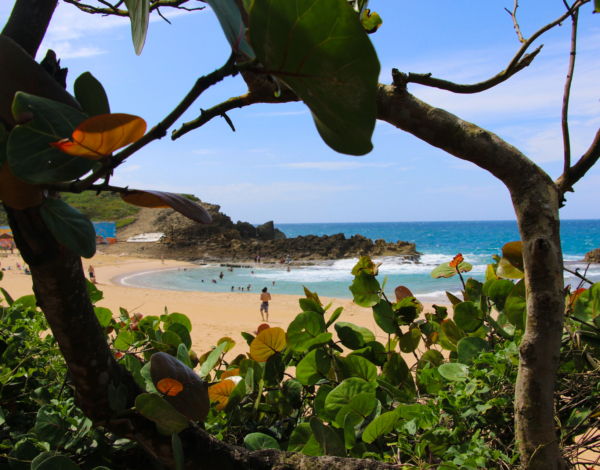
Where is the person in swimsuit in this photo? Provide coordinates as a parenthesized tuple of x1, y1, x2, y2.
(260, 287, 271, 322)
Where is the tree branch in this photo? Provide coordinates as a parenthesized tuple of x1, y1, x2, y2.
(505, 0, 527, 43)
(556, 127, 600, 198)
(399, 0, 588, 94)
(61, 0, 204, 17)
(1, 0, 58, 57)
(561, 8, 579, 183)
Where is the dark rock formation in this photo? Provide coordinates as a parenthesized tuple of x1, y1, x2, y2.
(585, 247, 600, 263)
(236, 221, 257, 239)
(274, 228, 287, 240)
(257, 221, 275, 241)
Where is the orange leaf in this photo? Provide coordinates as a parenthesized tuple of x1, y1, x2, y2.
(120, 190, 212, 224)
(250, 327, 286, 362)
(157, 378, 184, 396)
(257, 323, 270, 334)
(569, 288, 586, 307)
(394, 286, 414, 303)
(208, 380, 236, 411)
(221, 368, 240, 380)
(449, 253, 464, 269)
(49, 113, 146, 160)
(0, 162, 44, 210)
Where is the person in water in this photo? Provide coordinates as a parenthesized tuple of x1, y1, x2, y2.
(260, 287, 272, 322)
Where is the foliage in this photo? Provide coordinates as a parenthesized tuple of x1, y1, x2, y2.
(60, 193, 140, 222)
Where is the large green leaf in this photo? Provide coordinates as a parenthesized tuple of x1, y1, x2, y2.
(150, 352, 210, 422)
(372, 299, 396, 334)
(457, 337, 489, 365)
(416, 349, 444, 394)
(296, 348, 331, 386)
(35, 456, 80, 470)
(124, 0, 150, 55)
(164, 313, 193, 332)
(94, 307, 112, 328)
(310, 417, 346, 457)
(574, 282, 600, 320)
(496, 241, 524, 279)
(135, 394, 189, 435)
(8, 92, 93, 184)
(438, 362, 469, 382)
(35, 406, 68, 447)
(399, 327, 421, 353)
(323, 378, 376, 422)
(505, 279, 526, 330)
(362, 411, 398, 443)
(249, 0, 379, 156)
(10, 439, 39, 470)
(341, 354, 376, 382)
(430, 261, 472, 279)
(288, 423, 315, 453)
(334, 392, 377, 426)
(335, 322, 375, 350)
(487, 279, 515, 312)
(114, 330, 134, 350)
(244, 432, 280, 451)
(33, 204, 103, 259)
(198, 341, 228, 378)
(205, 0, 255, 58)
(287, 311, 326, 351)
(168, 323, 192, 350)
(0, 36, 82, 126)
(74, 72, 110, 117)
(385, 352, 409, 386)
(349, 271, 381, 307)
(453, 301, 483, 333)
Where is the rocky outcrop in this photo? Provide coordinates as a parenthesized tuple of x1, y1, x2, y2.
(274, 228, 287, 240)
(236, 221, 257, 239)
(257, 221, 275, 241)
(585, 248, 600, 263)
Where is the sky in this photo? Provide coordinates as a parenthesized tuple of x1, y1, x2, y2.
(1, 0, 599, 224)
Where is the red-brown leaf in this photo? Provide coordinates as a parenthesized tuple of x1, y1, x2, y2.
(120, 190, 212, 224)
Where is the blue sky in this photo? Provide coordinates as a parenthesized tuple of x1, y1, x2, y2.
(1, 0, 599, 224)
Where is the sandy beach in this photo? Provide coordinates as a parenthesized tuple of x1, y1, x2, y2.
(1, 252, 444, 367)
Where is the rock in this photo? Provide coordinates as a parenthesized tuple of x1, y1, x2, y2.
(236, 221, 257, 239)
(257, 221, 275, 241)
(274, 228, 286, 240)
(585, 248, 600, 263)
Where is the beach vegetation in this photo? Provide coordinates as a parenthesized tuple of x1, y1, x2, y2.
(1, 0, 599, 468)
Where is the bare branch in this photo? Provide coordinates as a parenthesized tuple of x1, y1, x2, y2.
(61, 0, 204, 17)
(561, 8, 579, 182)
(556, 128, 600, 197)
(401, 0, 589, 94)
(505, 0, 527, 43)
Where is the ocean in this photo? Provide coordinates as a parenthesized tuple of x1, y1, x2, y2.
(120, 220, 600, 304)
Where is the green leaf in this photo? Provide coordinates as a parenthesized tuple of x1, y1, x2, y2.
(326, 307, 343, 328)
(135, 394, 189, 435)
(172, 432, 184, 470)
(595, 0, 600, 13)
(343, 413, 356, 449)
(299, 298, 325, 314)
(244, 432, 280, 451)
(310, 417, 346, 457)
(282, 379, 302, 408)
(303, 286, 324, 306)
(138, 315, 161, 332)
(125, 354, 146, 388)
(314, 384, 333, 421)
(372, 299, 396, 334)
(87, 279, 103, 303)
(362, 411, 398, 443)
(198, 342, 228, 378)
(505, 279, 526, 330)
(488, 279, 515, 312)
(349, 271, 381, 307)
(440, 319, 464, 350)
(8, 92, 92, 184)
(361, 9, 382, 33)
(574, 282, 600, 320)
(0, 406, 4, 425)
(416, 349, 444, 394)
(0, 36, 82, 127)
(307, 332, 333, 351)
(168, 323, 192, 350)
(74, 72, 110, 117)
(457, 337, 489, 365)
(438, 362, 469, 382)
(94, 307, 112, 328)
(496, 241, 524, 279)
(296, 348, 331, 386)
(123, 0, 150, 55)
(10, 439, 39, 470)
(249, 0, 379, 155)
(150, 352, 210, 422)
(141, 363, 159, 393)
(335, 322, 375, 351)
(35, 456, 80, 470)
(115, 330, 134, 350)
(177, 343, 192, 369)
(431, 261, 472, 279)
(385, 352, 410, 385)
(1, 286, 14, 306)
(453, 302, 483, 333)
(349, 340, 387, 367)
(35, 405, 68, 446)
(342, 354, 377, 382)
(287, 311, 326, 351)
(205, 0, 255, 58)
(324, 378, 376, 422)
(334, 392, 377, 427)
(399, 327, 421, 353)
(288, 423, 314, 453)
(40, 198, 96, 258)
(31, 452, 54, 470)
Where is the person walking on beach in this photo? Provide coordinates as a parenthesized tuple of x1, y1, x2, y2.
(88, 265, 96, 284)
(260, 287, 271, 322)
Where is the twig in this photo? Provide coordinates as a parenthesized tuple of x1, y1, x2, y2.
(561, 8, 579, 182)
(505, 0, 527, 43)
(564, 266, 594, 286)
(156, 7, 171, 24)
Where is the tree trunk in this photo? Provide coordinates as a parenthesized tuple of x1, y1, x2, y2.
(376, 80, 566, 469)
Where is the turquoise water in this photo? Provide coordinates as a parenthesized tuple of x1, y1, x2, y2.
(121, 220, 600, 303)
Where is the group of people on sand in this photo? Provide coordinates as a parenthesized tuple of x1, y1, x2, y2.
(1, 259, 30, 275)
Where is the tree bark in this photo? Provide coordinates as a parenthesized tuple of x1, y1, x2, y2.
(376, 81, 566, 469)
(1, 0, 57, 58)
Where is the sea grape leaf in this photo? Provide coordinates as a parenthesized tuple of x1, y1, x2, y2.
(314, 384, 333, 421)
(224, 379, 246, 412)
(336, 322, 375, 343)
(351, 256, 380, 276)
(399, 327, 421, 353)
(453, 302, 484, 333)
(40, 198, 96, 258)
(416, 349, 444, 394)
(125, 354, 146, 388)
(574, 282, 600, 321)
(169, 323, 192, 350)
(248, 0, 380, 156)
(296, 348, 330, 386)
(361, 9, 382, 33)
(288, 423, 314, 453)
(74, 72, 110, 117)
(372, 299, 396, 334)
(349, 271, 381, 307)
(505, 279, 527, 330)
(497, 241, 524, 279)
(307, 332, 333, 351)
(438, 362, 469, 382)
(385, 352, 410, 386)
(35, 456, 80, 470)
(164, 313, 193, 333)
(172, 432, 184, 470)
(50, 114, 146, 159)
(221, 368, 240, 380)
(324, 378, 376, 422)
(310, 417, 346, 457)
(217, 336, 236, 353)
(8, 92, 93, 184)
(303, 286, 323, 306)
(208, 379, 236, 411)
(343, 414, 356, 449)
(488, 279, 515, 312)
(250, 326, 286, 362)
(94, 307, 113, 328)
(326, 306, 343, 328)
(35, 406, 68, 446)
(457, 337, 489, 365)
(157, 378, 184, 396)
(287, 311, 326, 352)
(334, 392, 377, 427)
(342, 354, 377, 382)
(299, 298, 325, 314)
(362, 411, 398, 443)
(205, 0, 255, 58)
(121, 190, 212, 224)
(135, 394, 188, 435)
(431, 261, 472, 279)
(244, 432, 280, 451)
(150, 352, 210, 421)
(123, 0, 150, 55)
(0, 36, 82, 126)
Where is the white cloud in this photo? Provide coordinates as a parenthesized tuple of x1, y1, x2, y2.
(277, 161, 398, 170)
